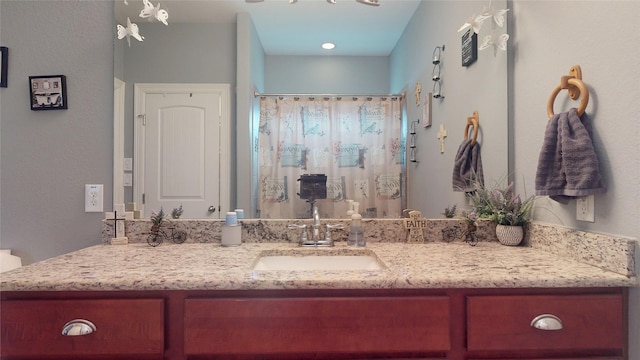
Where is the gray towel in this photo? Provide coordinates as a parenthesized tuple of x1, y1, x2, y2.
(452, 139, 484, 192)
(535, 108, 606, 204)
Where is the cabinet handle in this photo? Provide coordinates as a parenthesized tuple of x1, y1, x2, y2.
(530, 314, 563, 330)
(62, 319, 97, 336)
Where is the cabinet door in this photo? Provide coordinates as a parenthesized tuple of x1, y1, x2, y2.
(185, 296, 450, 355)
(1, 298, 164, 358)
(467, 294, 624, 352)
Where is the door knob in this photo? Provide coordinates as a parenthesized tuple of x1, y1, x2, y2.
(208, 206, 216, 213)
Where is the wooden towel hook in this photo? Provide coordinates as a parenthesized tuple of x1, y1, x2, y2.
(464, 110, 479, 146)
(546, 65, 589, 118)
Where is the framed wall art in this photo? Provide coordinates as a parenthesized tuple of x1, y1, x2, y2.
(29, 75, 67, 110)
(0, 47, 7, 88)
(461, 29, 478, 67)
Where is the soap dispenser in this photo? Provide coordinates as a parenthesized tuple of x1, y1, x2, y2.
(346, 200, 355, 218)
(348, 202, 365, 247)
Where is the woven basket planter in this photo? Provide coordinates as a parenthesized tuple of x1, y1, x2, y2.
(495, 224, 524, 246)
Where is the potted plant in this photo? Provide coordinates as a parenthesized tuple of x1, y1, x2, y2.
(466, 179, 536, 246)
(441, 204, 457, 218)
(150, 208, 166, 232)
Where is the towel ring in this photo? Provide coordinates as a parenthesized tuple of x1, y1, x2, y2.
(546, 65, 589, 118)
(464, 110, 479, 146)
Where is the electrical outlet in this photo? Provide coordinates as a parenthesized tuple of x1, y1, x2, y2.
(576, 195, 595, 222)
(85, 184, 104, 212)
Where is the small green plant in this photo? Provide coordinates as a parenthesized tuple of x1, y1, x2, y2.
(150, 208, 166, 227)
(441, 204, 457, 218)
(466, 178, 536, 226)
(460, 209, 478, 226)
(171, 204, 184, 219)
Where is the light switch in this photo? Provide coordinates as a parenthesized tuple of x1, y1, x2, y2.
(123, 158, 133, 171)
(123, 173, 133, 187)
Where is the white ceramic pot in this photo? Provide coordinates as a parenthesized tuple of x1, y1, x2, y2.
(495, 224, 524, 246)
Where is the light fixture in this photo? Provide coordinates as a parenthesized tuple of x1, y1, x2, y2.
(356, 0, 380, 6)
(322, 42, 336, 50)
(246, 0, 380, 5)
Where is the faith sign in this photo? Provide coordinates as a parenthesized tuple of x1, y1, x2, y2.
(403, 210, 427, 243)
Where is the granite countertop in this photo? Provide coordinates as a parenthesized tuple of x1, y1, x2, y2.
(1, 241, 637, 292)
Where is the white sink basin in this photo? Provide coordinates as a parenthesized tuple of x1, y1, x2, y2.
(252, 254, 384, 271)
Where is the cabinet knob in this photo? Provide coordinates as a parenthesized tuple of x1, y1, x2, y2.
(62, 319, 97, 336)
(530, 314, 563, 330)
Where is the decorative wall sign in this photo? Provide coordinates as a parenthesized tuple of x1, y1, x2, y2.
(0, 47, 7, 88)
(29, 75, 67, 110)
(461, 29, 478, 67)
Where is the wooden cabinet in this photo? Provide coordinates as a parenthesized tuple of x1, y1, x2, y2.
(0, 298, 164, 359)
(466, 293, 626, 360)
(467, 294, 624, 352)
(184, 296, 450, 356)
(0, 288, 627, 360)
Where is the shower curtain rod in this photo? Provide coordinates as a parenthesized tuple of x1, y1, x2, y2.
(254, 91, 404, 98)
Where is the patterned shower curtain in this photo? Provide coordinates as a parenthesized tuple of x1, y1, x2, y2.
(257, 96, 405, 219)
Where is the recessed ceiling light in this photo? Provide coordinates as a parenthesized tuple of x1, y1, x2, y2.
(322, 42, 336, 50)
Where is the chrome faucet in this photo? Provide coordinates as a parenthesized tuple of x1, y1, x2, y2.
(312, 205, 321, 242)
(287, 205, 344, 247)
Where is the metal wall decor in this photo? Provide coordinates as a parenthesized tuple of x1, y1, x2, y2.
(409, 119, 418, 162)
(432, 45, 445, 99)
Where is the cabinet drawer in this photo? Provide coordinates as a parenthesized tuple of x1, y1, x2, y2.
(467, 294, 623, 352)
(185, 296, 450, 355)
(1, 298, 164, 357)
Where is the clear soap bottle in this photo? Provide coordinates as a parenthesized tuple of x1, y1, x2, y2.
(348, 202, 365, 247)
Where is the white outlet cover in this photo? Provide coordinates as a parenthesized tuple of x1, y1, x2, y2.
(576, 195, 595, 222)
(85, 184, 104, 212)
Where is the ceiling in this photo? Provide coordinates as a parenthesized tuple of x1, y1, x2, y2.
(114, 0, 422, 56)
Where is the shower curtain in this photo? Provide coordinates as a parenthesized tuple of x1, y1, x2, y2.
(256, 96, 406, 219)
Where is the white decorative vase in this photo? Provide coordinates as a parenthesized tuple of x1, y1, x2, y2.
(495, 224, 524, 246)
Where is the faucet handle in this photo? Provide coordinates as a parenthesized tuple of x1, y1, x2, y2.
(324, 223, 345, 243)
(288, 223, 311, 245)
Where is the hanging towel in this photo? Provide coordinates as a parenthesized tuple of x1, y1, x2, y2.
(452, 139, 484, 192)
(535, 108, 606, 204)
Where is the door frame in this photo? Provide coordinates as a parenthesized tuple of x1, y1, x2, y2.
(133, 83, 231, 217)
(113, 78, 126, 206)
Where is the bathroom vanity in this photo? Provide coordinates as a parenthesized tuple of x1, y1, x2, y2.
(1, 237, 636, 360)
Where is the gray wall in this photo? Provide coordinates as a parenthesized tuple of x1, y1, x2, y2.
(0, 1, 637, 358)
(0, 0, 113, 264)
(509, 1, 639, 354)
(265, 55, 390, 94)
(236, 12, 266, 215)
(390, 0, 509, 218)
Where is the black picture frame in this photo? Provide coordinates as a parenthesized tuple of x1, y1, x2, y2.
(29, 75, 68, 110)
(461, 30, 478, 67)
(0, 47, 8, 88)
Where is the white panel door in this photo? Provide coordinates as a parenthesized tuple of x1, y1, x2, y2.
(137, 87, 228, 219)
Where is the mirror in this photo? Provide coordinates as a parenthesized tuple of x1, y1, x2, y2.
(114, 0, 509, 220)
